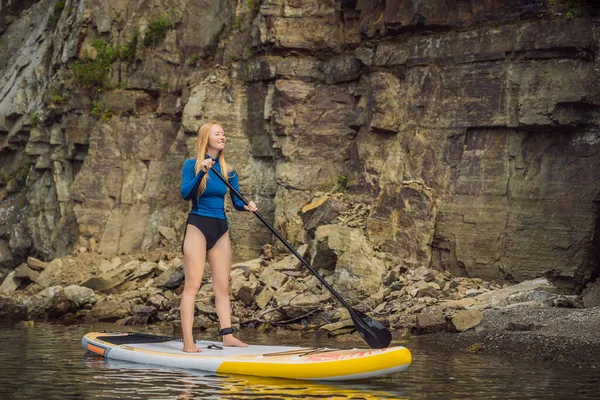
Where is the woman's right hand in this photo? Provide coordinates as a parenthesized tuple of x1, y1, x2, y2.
(201, 158, 215, 172)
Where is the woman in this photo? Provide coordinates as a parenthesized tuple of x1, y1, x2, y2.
(179, 121, 258, 353)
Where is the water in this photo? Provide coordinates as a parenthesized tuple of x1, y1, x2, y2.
(0, 322, 597, 399)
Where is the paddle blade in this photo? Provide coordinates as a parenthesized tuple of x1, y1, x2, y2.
(350, 309, 392, 349)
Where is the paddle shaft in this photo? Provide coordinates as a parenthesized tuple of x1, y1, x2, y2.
(210, 168, 357, 314)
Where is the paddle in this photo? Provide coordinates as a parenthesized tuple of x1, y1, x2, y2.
(210, 167, 392, 349)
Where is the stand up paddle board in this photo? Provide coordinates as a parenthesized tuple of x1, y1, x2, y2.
(82, 332, 412, 381)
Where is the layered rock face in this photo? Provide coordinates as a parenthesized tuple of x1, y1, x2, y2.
(1, 0, 599, 292)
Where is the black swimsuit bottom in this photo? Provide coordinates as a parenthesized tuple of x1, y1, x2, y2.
(182, 214, 228, 252)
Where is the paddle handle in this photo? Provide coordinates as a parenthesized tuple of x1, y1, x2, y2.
(210, 168, 354, 312)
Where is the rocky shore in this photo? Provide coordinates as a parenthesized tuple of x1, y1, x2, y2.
(1, 202, 598, 368)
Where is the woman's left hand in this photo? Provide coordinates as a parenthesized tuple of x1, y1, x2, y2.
(245, 201, 258, 213)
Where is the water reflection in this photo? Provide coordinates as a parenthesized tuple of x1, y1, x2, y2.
(90, 358, 407, 399)
(1, 322, 599, 399)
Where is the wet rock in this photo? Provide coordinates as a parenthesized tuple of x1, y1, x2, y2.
(14, 320, 35, 328)
(22, 285, 70, 318)
(449, 310, 484, 332)
(0, 294, 28, 321)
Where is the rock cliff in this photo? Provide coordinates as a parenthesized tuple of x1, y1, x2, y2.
(1, 0, 599, 291)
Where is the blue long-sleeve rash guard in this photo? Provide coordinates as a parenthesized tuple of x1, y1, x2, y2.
(180, 157, 247, 219)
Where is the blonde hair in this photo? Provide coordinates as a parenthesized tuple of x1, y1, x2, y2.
(195, 121, 231, 197)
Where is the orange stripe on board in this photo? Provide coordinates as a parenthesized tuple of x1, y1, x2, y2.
(87, 344, 106, 356)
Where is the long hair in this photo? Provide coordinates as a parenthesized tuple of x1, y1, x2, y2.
(195, 121, 231, 197)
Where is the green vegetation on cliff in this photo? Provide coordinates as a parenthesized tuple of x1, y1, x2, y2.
(71, 40, 116, 88)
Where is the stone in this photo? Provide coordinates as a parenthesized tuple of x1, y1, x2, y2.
(147, 294, 167, 310)
(35, 259, 63, 288)
(81, 260, 153, 293)
(195, 300, 215, 315)
(0, 295, 28, 321)
(271, 245, 308, 271)
(13, 263, 39, 281)
(416, 310, 446, 333)
(443, 298, 476, 310)
(320, 319, 355, 332)
(275, 291, 329, 319)
(157, 226, 177, 243)
(64, 285, 96, 307)
(322, 54, 362, 84)
(14, 320, 35, 328)
(0, 240, 14, 269)
(474, 278, 556, 309)
(259, 267, 288, 289)
(155, 266, 185, 289)
(256, 287, 275, 309)
(231, 274, 259, 306)
(0, 271, 22, 294)
(301, 196, 347, 233)
(86, 300, 131, 322)
(450, 310, 484, 332)
(232, 258, 264, 275)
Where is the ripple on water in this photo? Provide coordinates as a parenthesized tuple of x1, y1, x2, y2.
(0, 322, 597, 399)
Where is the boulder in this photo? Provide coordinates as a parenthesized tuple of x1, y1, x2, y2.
(64, 285, 96, 307)
(0, 271, 21, 294)
(449, 310, 484, 332)
(0, 294, 28, 321)
(416, 309, 446, 333)
(301, 196, 347, 233)
(35, 259, 64, 288)
(259, 267, 288, 289)
(86, 300, 131, 322)
(14, 263, 40, 282)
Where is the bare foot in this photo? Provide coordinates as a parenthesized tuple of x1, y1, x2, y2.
(182, 341, 201, 353)
(222, 334, 248, 347)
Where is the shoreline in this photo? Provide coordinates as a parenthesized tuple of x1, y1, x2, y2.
(418, 306, 600, 368)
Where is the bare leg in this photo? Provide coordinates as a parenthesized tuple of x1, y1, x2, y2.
(208, 232, 247, 347)
(181, 224, 207, 352)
